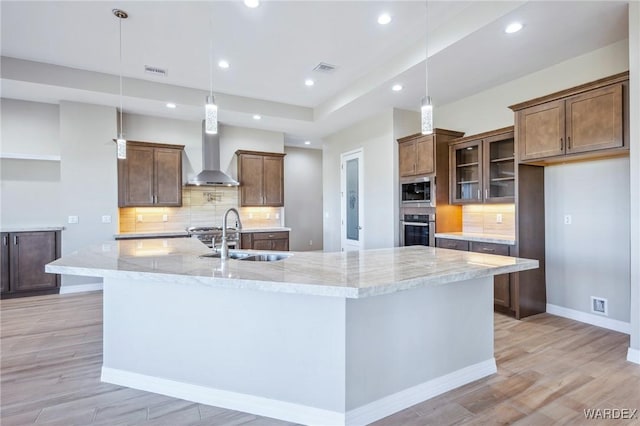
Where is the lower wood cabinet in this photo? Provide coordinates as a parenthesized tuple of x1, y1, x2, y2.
(436, 238, 515, 314)
(1, 231, 61, 298)
(240, 231, 289, 251)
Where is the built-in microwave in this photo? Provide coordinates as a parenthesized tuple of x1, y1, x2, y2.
(401, 178, 432, 204)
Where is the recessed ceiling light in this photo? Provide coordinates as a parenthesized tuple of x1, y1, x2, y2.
(253, 114, 262, 120)
(505, 22, 523, 34)
(392, 84, 403, 92)
(378, 13, 392, 25)
(304, 141, 311, 145)
(166, 103, 176, 109)
(218, 60, 230, 69)
(305, 79, 315, 87)
(244, 0, 260, 8)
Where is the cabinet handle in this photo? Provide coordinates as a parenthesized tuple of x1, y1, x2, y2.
(477, 189, 480, 199)
(3, 235, 8, 246)
(268, 234, 274, 238)
(568, 136, 571, 149)
(481, 247, 495, 252)
(560, 137, 563, 150)
(13, 235, 18, 245)
(485, 189, 488, 199)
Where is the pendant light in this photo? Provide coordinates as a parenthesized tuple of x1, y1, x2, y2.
(421, 1, 433, 135)
(205, 15, 218, 135)
(113, 8, 128, 159)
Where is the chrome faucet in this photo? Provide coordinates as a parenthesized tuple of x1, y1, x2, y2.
(221, 208, 242, 260)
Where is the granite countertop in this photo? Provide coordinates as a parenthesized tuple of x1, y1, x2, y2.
(435, 232, 516, 245)
(46, 238, 537, 299)
(240, 227, 291, 233)
(115, 231, 190, 239)
(1, 225, 65, 232)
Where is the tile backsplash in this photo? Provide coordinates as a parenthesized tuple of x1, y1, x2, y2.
(462, 204, 515, 238)
(119, 187, 283, 233)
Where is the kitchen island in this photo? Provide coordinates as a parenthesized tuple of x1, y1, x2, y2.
(46, 238, 537, 425)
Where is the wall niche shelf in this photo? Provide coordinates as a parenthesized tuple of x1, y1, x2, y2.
(0, 153, 61, 161)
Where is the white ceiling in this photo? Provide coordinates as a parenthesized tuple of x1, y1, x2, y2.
(0, 1, 629, 149)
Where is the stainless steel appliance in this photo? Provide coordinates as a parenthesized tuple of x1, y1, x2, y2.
(186, 226, 239, 249)
(400, 214, 435, 247)
(401, 178, 432, 206)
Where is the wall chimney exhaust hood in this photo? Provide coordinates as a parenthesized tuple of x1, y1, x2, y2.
(187, 121, 239, 186)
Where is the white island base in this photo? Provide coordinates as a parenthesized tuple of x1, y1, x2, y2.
(100, 275, 495, 426)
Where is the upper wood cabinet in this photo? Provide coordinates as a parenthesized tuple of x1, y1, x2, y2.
(236, 150, 285, 207)
(511, 73, 628, 163)
(449, 127, 515, 204)
(117, 141, 184, 208)
(1, 231, 61, 298)
(398, 134, 435, 177)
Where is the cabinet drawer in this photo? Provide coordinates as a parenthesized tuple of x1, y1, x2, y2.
(252, 231, 289, 241)
(436, 238, 469, 251)
(469, 242, 510, 256)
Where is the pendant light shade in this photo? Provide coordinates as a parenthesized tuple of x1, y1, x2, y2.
(113, 8, 128, 159)
(205, 95, 218, 135)
(421, 96, 433, 135)
(421, 1, 433, 135)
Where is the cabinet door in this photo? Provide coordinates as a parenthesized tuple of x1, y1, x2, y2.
(252, 240, 273, 251)
(565, 84, 623, 154)
(517, 99, 565, 161)
(10, 232, 58, 292)
(493, 274, 511, 308)
(483, 134, 515, 203)
(271, 238, 289, 251)
(119, 145, 155, 207)
(436, 238, 469, 251)
(263, 156, 284, 206)
(398, 140, 417, 177)
(239, 154, 265, 206)
(155, 148, 182, 206)
(240, 234, 253, 250)
(415, 135, 435, 175)
(450, 140, 482, 204)
(1, 233, 9, 293)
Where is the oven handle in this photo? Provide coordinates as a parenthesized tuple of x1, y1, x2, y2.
(401, 221, 429, 227)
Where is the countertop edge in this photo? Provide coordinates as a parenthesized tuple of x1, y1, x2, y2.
(1, 226, 65, 232)
(435, 232, 516, 245)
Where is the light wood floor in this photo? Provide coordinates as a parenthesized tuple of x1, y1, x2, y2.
(1, 292, 639, 425)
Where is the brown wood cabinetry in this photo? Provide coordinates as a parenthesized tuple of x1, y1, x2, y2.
(435, 238, 469, 251)
(118, 141, 184, 208)
(511, 73, 628, 163)
(398, 134, 435, 177)
(449, 127, 515, 204)
(240, 231, 289, 251)
(236, 151, 285, 207)
(1, 231, 61, 298)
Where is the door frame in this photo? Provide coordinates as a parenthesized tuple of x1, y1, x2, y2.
(340, 148, 364, 252)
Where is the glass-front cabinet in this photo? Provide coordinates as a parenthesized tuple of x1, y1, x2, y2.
(450, 128, 515, 204)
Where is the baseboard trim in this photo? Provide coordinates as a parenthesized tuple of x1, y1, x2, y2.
(546, 304, 631, 334)
(102, 359, 497, 426)
(628, 348, 640, 365)
(59, 282, 103, 294)
(101, 367, 345, 426)
(346, 358, 497, 426)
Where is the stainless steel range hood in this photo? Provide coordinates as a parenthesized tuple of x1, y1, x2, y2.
(187, 121, 239, 186)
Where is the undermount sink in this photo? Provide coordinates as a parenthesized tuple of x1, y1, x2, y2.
(199, 251, 291, 262)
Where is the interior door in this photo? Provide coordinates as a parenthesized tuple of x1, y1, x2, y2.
(341, 149, 363, 252)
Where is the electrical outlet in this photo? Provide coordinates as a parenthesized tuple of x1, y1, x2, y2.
(564, 214, 572, 225)
(496, 214, 503, 224)
(101, 215, 111, 224)
(275, 213, 280, 219)
(309, 240, 313, 246)
(137, 215, 143, 222)
(591, 296, 608, 316)
(249, 213, 253, 219)
(68, 215, 79, 224)
(162, 214, 168, 222)
(266, 213, 270, 219)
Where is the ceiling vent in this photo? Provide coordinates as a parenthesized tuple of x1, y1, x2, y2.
(144, 65, 167, 77)
(313, 62, 337, 73)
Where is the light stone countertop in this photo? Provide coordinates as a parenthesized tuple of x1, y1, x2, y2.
(435, 232, 516, 245)
(240, 227, 291, 233)
(1, 226, 65, 233)
(114, 231, 190, 239)
(46, 238, 537, 298)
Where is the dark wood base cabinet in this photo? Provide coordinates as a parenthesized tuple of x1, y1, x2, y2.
(240, 231, 289, 251)
(1, 231, 61, 299)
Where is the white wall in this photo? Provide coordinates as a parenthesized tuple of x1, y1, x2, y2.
(220, 125, 284, 181)
(545, 158, 630, 322)
(1, 99, 62, 226)
(59, 101, 118, 287)
(284, 147, 323, 251)
(436, 40, 631, 323)
(323, 110, 394, 252)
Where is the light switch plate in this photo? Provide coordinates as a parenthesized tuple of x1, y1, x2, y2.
(137, 215, 143, 222)
(68, 215, 79, 224)
(496, 214, 503, 224)
(101, 215, 112, 223)
(564, 214, 572, 225)
(162, 214, 168, 222)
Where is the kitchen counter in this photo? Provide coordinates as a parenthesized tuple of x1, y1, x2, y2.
(239, 227, 291, 233)
(114, 230, 189, 239)
(46, 237, 535, 298)
(46, 238, 536, 425)
(435, 232, 516, 245)
(1, 225, 64, 232)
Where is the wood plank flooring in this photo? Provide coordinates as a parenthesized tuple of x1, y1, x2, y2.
(1, 292, 639, 425)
